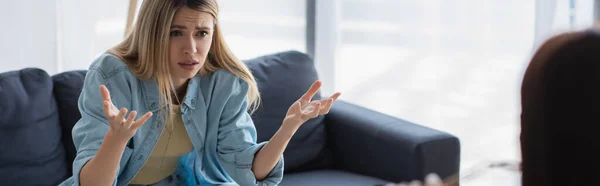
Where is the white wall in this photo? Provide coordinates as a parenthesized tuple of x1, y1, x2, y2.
(0, 0, 130, 75)
(1, 0, 58, 74)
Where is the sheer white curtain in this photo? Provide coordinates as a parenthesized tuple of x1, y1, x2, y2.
(218, 0, 307, 60)
(534, 0, 558, 48)
(534, 0, 595, 49)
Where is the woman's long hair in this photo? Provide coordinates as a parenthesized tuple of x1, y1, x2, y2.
(107, 0, 260, 117)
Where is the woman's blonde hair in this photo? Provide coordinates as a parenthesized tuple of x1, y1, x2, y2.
(107, 0, 260, 117)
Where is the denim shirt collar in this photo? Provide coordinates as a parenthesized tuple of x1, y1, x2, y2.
(139, 75, 204, 112)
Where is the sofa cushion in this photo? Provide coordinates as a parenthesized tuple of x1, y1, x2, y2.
(52, 70, 87, 173)
(245, 50, 331, 172)
(0, 68, 70, 185)
(280, 170, 389, 186)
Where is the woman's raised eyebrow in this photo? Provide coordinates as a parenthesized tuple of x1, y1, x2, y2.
(170, 25, 211, 30)
(170, 25, 186, 29)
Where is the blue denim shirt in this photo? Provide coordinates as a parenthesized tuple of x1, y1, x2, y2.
(59, 54, 284, 186)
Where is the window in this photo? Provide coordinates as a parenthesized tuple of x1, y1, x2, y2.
(326, 0, 594, 184)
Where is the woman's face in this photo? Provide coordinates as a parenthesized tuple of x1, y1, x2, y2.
(168, 7, 214, 87)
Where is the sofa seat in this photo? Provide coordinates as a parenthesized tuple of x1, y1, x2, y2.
(280, 170, 389, 186)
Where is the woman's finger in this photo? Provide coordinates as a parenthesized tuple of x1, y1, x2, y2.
(124, 110, 137, 129)
(132, 112, 153, 129)
(319, 98, 334, 114)
(100, 85, 112, 103)
(317, 92, 341, 109)
(318, 97, 333, 107)
(330, 92, 342, 101)
(100, 85, 121, 116)
(318, 92, 341, 115)
(300, 80, 322, 103)
(102, 100, 112, 118)
(310, 102, 321, 118)
(116, 108, 128, 124)
(110, 102, 119, 113)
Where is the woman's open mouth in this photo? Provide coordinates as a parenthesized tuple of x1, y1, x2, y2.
(177, 60, 200, 70)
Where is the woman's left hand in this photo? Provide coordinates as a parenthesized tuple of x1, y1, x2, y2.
(283, 80, 341, 129)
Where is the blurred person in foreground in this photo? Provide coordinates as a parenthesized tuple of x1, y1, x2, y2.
(520, 28, 600, 186)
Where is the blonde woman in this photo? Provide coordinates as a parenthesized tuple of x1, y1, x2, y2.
(59, 0, 341, 186)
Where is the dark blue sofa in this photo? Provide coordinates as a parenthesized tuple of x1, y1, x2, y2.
(0, 51, 460, 186)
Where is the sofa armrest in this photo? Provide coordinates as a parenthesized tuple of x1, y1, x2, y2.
(325, 100, 460, 183)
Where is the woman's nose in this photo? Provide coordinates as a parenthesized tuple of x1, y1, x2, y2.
(183, 38, 197, 55)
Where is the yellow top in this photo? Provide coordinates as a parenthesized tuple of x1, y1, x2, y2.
(130, 105, 194, 184)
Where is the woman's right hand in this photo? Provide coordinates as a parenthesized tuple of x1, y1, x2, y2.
(100, 85, 152, 143)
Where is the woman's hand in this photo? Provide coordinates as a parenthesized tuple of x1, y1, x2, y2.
(252, 80, 341, 180)
(100, 85, 153, 143)
(282, 80, 341, 129)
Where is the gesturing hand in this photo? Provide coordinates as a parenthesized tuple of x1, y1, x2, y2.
(283, 80, 341, 129)
(100, 85, 152, 142)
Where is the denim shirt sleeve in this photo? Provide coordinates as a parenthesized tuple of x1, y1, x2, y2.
(216, 78, 285, 186)
(59, 57, 134, 186)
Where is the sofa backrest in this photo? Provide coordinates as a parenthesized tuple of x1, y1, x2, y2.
(51, 70, 87, 174)
(0, 68, 70, 185)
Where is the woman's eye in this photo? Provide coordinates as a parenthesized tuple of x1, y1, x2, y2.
(170, 31, 182, 36)
(196, 31, 208, 37)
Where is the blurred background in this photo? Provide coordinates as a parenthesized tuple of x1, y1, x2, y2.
(1, 0, 598, 185)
